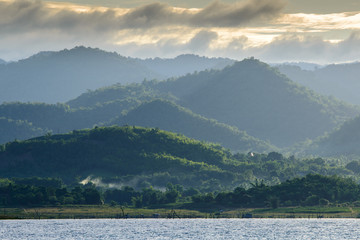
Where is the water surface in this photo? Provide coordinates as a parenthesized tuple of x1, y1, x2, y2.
(1, 219, 360, 239)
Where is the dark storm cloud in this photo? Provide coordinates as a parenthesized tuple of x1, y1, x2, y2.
(123, 0, 286, 28)
(0, 0, 286, 33)
(190, 0, 286, 27)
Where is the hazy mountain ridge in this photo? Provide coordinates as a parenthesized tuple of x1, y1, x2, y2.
(169, 59, 360, 147)
(60, 58, 360, 149)
(139, 54, 234, 78)
(0, 47, 235, 104)
(0, 117, 47, 144)
(0, 100, 140, 141)
(277, 62, 360, 105)
(111, 99, 275, 153)
(0, 46, 160, 103)
(302, 116, 360, 157)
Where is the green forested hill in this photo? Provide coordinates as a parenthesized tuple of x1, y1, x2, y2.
(66, 83, 172, 108)
(171, 59, 359, 147)
(113, 99, 275, 153)
(0, 126, 238, 188)
(0, 100, 140, 142)
(0, 126, 354, 190)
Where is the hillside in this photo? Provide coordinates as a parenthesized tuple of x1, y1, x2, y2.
(167, 58, 359, 147)
(0, 117, 46, 144)
(277, 62, 360, 105)
(0, 99, 141, 138)
(112, 99, 275, 153)
(66, 83, 173, 108)
(0, 126, 241, 189)
(0, 126, 353, 190)
(0, 46, 160, 103)
(304, 116, 360, 157)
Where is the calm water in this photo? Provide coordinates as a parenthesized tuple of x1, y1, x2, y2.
(1, 219, 360, 239)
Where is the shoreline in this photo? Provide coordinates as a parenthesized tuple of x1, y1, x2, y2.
(1, 205, 359, 220)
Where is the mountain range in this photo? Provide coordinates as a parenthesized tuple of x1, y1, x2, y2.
(277, 62, 360, 105)
(301, 116, 360, 157)
(153, 58, 359, 147)
(0, 46, 233, 104)
(1, 47, 360, 156)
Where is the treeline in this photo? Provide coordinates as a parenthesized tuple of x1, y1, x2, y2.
(0, 178, 102, 206)
(1, 175, 360, 208)
(193, 174, 360, 208)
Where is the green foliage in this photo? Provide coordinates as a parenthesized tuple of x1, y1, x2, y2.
(198, 174, 360, 208)
(0, 178, 102, 206)
(0, 126, 357, 191)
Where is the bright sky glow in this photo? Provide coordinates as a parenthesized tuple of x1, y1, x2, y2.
(1, 0, 360, 63)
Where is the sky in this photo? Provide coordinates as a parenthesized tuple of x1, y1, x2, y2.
(1, 0, 360, 63)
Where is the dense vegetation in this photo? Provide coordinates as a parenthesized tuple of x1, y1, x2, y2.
(0, 178, 102, 206)
(0, 126, 356, 192)
(2, 175, 360, 209)
(194, 174, 360, 208)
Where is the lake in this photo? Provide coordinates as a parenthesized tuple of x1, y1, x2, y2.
(1, 219, 360, 239)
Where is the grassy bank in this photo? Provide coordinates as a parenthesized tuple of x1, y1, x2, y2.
(1, 205, 360, 219)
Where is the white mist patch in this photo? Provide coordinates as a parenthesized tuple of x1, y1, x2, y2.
(80, 176, 145, 189)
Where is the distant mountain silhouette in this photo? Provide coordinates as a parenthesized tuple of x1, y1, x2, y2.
(0, 47, 234, 104)
(277, 62, 360, 105)
(158, 58, 359, 147)
(139, 54, 234, 78)
(65, 58, 359, 148)
(0, 59, 6, 64)
(0, 46, 161, 103)
(112, 99, 275, 152)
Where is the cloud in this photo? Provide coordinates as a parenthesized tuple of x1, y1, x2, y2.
(0, 0, 360, 63)
(190, 0, 286, 27)
(187, 30, 218, 51)
(0, 0, 286, 33)
(246, 32, 360, 63)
